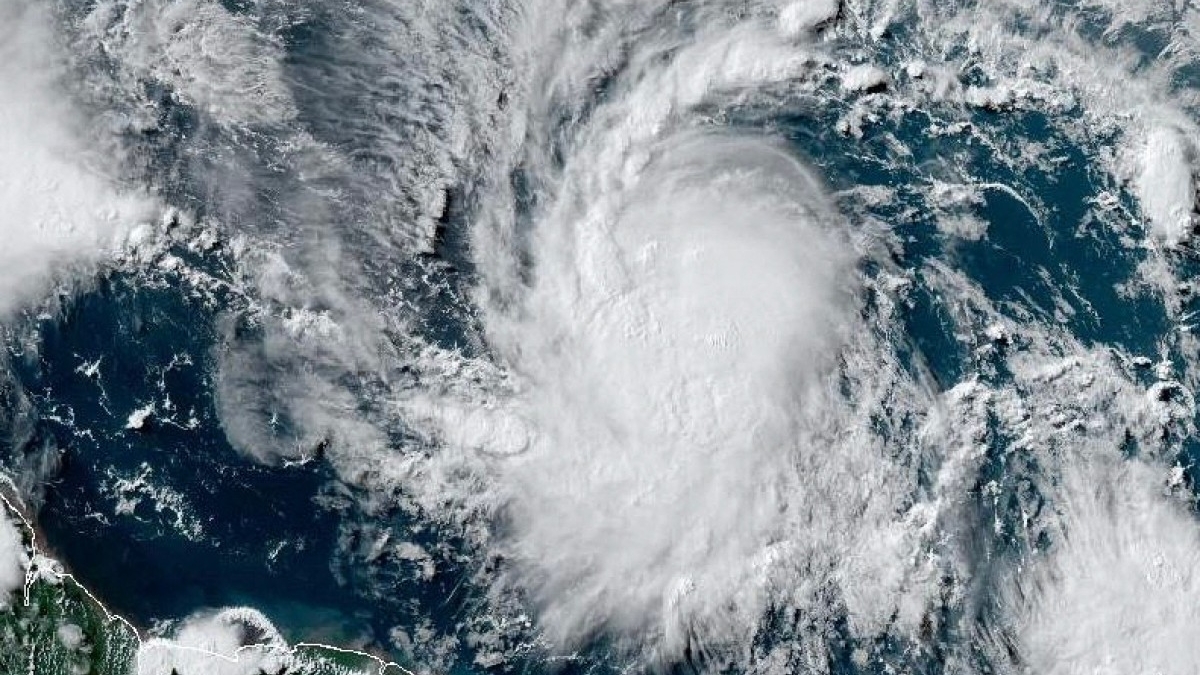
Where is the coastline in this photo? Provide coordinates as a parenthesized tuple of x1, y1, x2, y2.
(0, 476, 414, 675)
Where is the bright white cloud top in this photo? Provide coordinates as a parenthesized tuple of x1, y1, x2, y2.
(0, 0, 156, 315)
(492, 134, 857, 653)
(0, 506, 28, 607)
(1008, 458, 1200, 675)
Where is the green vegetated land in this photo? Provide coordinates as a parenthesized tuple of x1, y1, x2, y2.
(0, 570, 139, 675)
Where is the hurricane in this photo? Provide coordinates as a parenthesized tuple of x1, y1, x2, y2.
(2, 0, 1200, 674)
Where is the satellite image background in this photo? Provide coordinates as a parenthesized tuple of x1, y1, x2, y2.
(0, 0, 1199, 673)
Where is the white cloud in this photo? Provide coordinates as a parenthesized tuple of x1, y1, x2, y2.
(401, 7, 948, 663)
(0, 0, 157, 315)
(409, 122, 947, 665)
(777, 0, 840, 37)
(83, 0, 294, 127)
(841, 64, 889, 92)
(489, 134, 861, 655)
(0, 504, 29, 607)
(1005, 458, 1200, 675)
(1136, 126, 1195, 247)
(137, 607, 289, 675)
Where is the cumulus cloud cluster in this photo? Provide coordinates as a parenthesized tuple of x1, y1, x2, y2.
(137, 607, 290, 675)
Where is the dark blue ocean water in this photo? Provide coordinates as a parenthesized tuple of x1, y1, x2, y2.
(4, 268, 480, 670)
